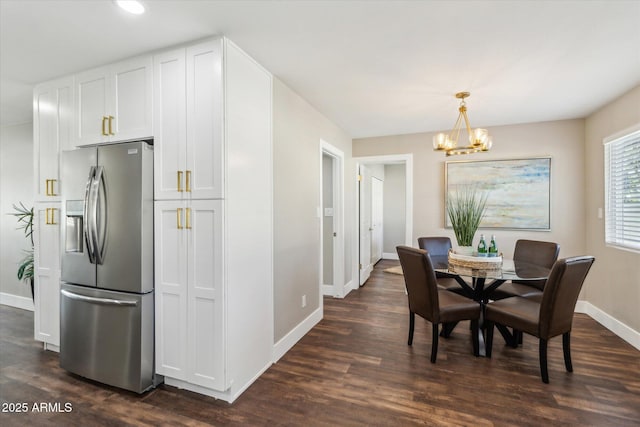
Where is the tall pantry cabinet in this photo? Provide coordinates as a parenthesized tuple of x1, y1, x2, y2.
(32, 76, 74, 350)
(153, 38, 273, 402)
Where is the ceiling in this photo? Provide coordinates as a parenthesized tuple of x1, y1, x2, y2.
(1, 0, 639, 138)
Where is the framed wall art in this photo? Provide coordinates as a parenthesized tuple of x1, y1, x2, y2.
(445, 157, 551, 230)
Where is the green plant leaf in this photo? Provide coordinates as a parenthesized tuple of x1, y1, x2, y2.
(446, 185, 488, 247)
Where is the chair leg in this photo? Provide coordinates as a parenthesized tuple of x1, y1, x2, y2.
(539, 338, 549, 383)
(430, 323, 439, 363)
(563, 332, 573, 372)
(408, 312, 415, 345)
(471, 319, 480, 357)
(485, 320, 494, 358)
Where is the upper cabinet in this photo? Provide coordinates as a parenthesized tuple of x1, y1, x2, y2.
(33, 76, 74, 201)
(153, 40, 223, 200)
(74, 55, 153, 146)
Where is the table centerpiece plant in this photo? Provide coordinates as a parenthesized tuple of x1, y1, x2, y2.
(446, 185, 488, 256)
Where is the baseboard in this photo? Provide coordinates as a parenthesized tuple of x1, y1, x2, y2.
(272, 306, 322, 362)
(342, 279, 357, 297)
(0, 292, 34, 311)
(382, 252, 399, 261)
(575, 300, 640, 351)
(321, 284, 334, 296)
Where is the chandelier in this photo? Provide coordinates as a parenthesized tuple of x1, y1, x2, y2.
(433, 92, 493, 156)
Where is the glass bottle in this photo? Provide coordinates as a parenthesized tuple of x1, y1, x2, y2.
(477, 234, 487, 257)
(488, 235, 498, 257)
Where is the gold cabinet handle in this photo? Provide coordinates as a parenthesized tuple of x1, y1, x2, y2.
(108, 116, 115, 135)
(186, 170, 191, 193)
(101, 116, 108, 136)
(49, 179, 57, 196)
(45, 208, 50, 225)
(50, 208, 57, 225)
(177, 171, 183, 192)
(185, 208, 192, 229)
(177, 208, 183, 230)
(45, 179, 51, 196)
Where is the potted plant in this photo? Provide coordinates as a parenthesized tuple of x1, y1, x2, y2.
(9, 202, 34, 299)
(446, 185, 488, 255)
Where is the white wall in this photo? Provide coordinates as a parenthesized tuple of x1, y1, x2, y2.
(0, 122, 34, 307)
(354, 119, 586, 260)
(273, 78, 353, 344)
(584, 85, 640, 333)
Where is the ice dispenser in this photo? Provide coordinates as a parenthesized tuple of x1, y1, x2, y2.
(65, 200, 84, 253)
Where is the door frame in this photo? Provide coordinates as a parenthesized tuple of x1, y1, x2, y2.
(353, 154, 413, 286)
(319, 140, 345, 298)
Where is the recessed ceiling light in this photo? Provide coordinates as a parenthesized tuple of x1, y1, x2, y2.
(116, 0, 145, 15)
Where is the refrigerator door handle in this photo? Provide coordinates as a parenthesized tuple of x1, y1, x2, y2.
(92, 166, 107, 265)
(61, 289, 138, 307)
(84, 166, 97, 264)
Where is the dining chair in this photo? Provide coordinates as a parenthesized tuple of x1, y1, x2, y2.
(484, 256, 595, 383)
(489, 239, 560, 301)
(417, 237, 464, 293)
(396, 245, 480, 363)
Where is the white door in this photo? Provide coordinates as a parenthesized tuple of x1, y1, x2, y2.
(33, 77, 73, 201)
(371, 177, 384, 264)
(154, 201, 188, 380)
(186, 40, 223, 199)
(186, 200, 225, 391)
(359, 165, 372, 285)
(153, 49, 187, 200)
(33, 202, 61, 347)
(109, 55, 153, 141)
(74, 66, 109, 145)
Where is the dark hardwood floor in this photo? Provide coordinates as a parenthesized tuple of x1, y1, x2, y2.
(1, 259, 639, 426)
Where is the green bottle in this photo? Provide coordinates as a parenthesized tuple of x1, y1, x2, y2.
(477, 234, 487, 257)
(488, 235, 498, 257)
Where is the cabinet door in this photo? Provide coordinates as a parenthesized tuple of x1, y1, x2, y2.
(33, 77, 74, 201)
(186, 40, 224, 199)
(110, 55, 153, 141)
(74, 66, 110, 146)
(33, 203, 61, 347)
(154, 201, 188, 379)
(153, 49, 187, 200)
(187, 200, 225, 390)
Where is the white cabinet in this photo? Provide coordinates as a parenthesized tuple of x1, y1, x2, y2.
(154, 38, 273, 403)
(154, 200, 225, 390)
(153, 41, 223, 200)
(74, 55, 152, 146)
(33, 77, 74, 201)
(33, 202, 61, 349)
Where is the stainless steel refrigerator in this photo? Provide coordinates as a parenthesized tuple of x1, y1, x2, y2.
(59, 140, 160, 393)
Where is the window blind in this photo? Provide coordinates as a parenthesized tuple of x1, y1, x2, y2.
(604, 129, 640, 252)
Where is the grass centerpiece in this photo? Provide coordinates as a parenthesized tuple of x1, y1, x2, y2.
(446, 185, 488, 253)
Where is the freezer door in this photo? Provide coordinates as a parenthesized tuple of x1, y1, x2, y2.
(61, 147, 97, 287)
(97, 141, 154, 293)
(59, 283, 155, 393)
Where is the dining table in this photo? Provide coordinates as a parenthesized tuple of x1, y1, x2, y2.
(431, 254, 552, 355)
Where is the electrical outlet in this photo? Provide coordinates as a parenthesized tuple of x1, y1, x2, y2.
(301, 295, 307, 308)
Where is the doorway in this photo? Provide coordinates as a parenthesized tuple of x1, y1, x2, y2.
(320, 141, 345, 298)
(354, 154, 413, 286)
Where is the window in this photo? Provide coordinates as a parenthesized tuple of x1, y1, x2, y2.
(604, 126, 640, 252)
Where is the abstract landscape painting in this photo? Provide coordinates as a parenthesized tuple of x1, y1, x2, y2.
(446, 157, 551, 229)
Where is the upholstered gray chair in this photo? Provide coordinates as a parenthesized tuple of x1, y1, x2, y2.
(396, 245, 480, 363)
(489, 239, 560, 301)
(417, 237, 464, 293)
(485, 256, 595, 383)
